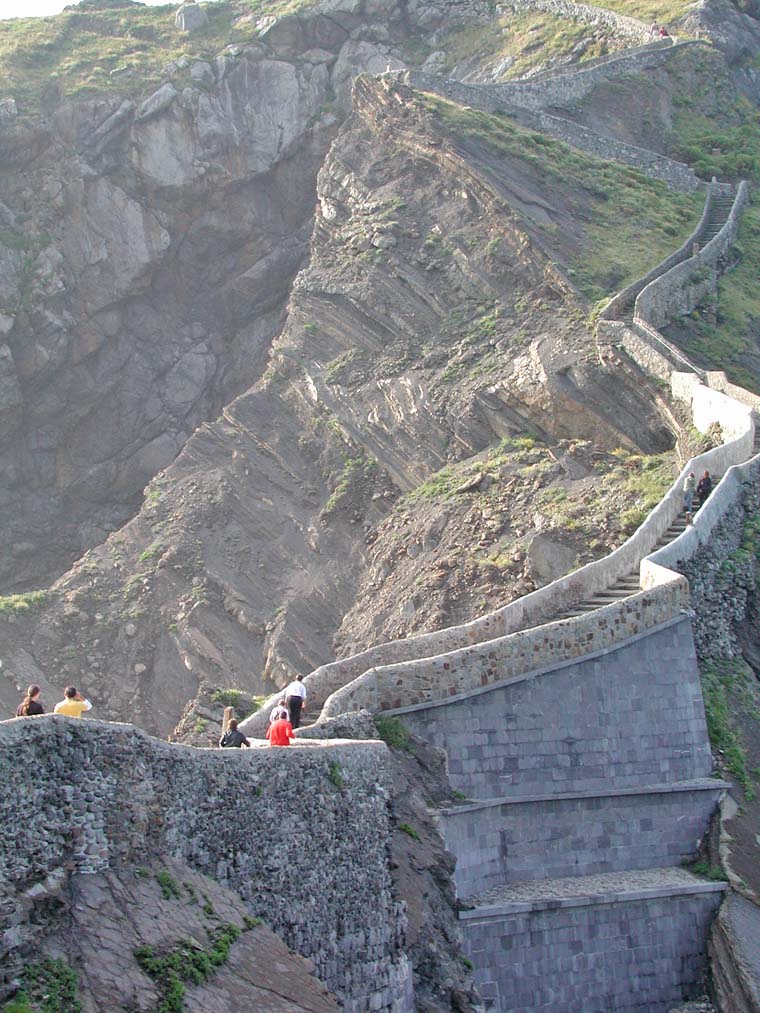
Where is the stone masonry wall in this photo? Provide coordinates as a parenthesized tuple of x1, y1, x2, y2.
(500, 0, 653, 44)
(463, 888, 724, 1012)
(442, 783, 725, 898)
(0, 718, 412, 1013)
(393, 69, 701, 192)
(394, 617, 713, 800)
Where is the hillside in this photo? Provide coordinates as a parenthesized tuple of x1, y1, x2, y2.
(0, 0, 759, 739)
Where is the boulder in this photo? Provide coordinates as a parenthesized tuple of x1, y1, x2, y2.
(527, 534, 578, 585)
(175, 1, 208, 32)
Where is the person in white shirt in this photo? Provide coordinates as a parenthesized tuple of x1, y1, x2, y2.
(284, 675, 307, 729)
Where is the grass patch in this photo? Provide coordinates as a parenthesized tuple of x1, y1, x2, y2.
(583, 0, 693, 21)
(322, 454, 378, 517)
(0, 0, 318, 114)
(210, 687, 243, 710)
(685, 859, 728, 881)
(374, 715, 411, 751)
(0, 590, 47, 616)
(9, 958, 81, 1013)
(327, 759, 345, 788)
(418, 93, 702, 303)
(134, 922, 242, 1013)
(156, 870, 182, 901)
(398, 822, 421, 841)
(701, 658, 756, 800)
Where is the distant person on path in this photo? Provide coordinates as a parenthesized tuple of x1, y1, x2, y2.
(16, 684, 44, 717)
(683, 471, 696, 525)
(219, 718, 250, 749)
(650, 21, 659, 34)
(266, 713, 295, 747)
(284, 675, 307, 729)
(659, 25, 670, 37)
(697, 469, 713, 506)
(53, 686, 92, 718)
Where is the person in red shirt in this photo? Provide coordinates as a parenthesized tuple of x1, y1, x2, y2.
(266, 715, 295, 746)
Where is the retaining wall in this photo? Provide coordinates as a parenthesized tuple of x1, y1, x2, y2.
(634, 181, 750, 332)
(0, 718, 412, 1013)
(463, 883, 725, 1012)
(442, 781, 726, 897)
(387, 617, 712, 799)
(502, 0, 653, 44)
(392, 68, 701, 192)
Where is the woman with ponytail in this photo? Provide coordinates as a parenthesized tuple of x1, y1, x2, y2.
(15, 685, 44, 717)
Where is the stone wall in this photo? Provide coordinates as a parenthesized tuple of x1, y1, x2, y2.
(391, 68, 701, 192)
(500, 0, 653, 44)
(463, 881, 725, 1012)
(0, 718, 413, 1012)
(391, 617, 712, 799)
(634, 181, 750, 332)
(442, 781, 726, 898)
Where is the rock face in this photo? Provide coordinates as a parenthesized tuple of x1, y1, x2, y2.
(0, 73, 676, 736)
(175, 1, 209, 33)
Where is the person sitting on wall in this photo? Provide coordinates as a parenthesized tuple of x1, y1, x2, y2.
(219, 718, 250, 749)
(696, 469, 713, 507)
(659, 25, 670, 36)
(266, 712, 295, 747)
(16, 684, 44, 717)
(53, 686, 92, 718)
(284, 674, 307, 729)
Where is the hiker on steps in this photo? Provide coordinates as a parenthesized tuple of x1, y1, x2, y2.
(284, 674, 307, 729)
(266, 711, 295, 747)
(683, 472, 696, 525)
(697, 470, 713, 508)
(269, 696, 288, 727)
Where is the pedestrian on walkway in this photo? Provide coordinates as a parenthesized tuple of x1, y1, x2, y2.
(697, 469, 713, 507)
(53, 686, 92, 718)
(683, 471, 696, 525)
(269, 696, 288, 727)
(16, 685, 44, 717)
(219, 718, 250, 748)
(266, 712, 295, 747)
(284, 674, 307, 729)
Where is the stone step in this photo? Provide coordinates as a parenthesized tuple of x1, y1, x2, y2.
(439, 779, 728, 900)
(460, 868, 727, 1012)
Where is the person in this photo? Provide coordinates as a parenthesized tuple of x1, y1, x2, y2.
(659, 25, 670, 36)
(683, 472, 696, 525)
(53, 686, 92, 718)
(697, 469, 713, 507)
(269, 696, 288, 726)
(219, 718, 250, 749)
(650, 20, 659, 34)
(16, 685, 44, 717)
(284, 674, 307, 729)
(266, 712, 295, 747)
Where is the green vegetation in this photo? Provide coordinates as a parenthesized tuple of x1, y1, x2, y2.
(432, 11, 622, 82)
(5, 958, 81, 1013)
(685, 859, 728, 881)
(418, 94, 702, 303)
(134, 923, 242, 1013)
(322, 454, 378, 517)
(675, 206, 760, 394)
(0, 0, 315, 113)
(461, 955, 474, 971)
(701, 658, 757, 800)
(0, 590, 47, 616)
(374, 715, 412, 751)
(583, 0, 693, 22)
(328, 759, 345, 788)
(210, 687, 243, 710)
(398, 822, 421, 841)
(156, 870, 182, 901)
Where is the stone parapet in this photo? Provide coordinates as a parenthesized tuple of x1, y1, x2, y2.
(0, 718, 412, 1012)
(390, 617, 713, 799)
(500, 0, 653, 44)
(462, 871, 725, 1011)
(441, 780, 728, 898)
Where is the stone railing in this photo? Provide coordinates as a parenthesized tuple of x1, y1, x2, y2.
(634, 181, 750, 332)
(500, 0, 654, 45)
(391, 69, 701, 192)
(521, 37, 674, 83)
(320, 582, 686, 716)
(0, 716, 412, 1011)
